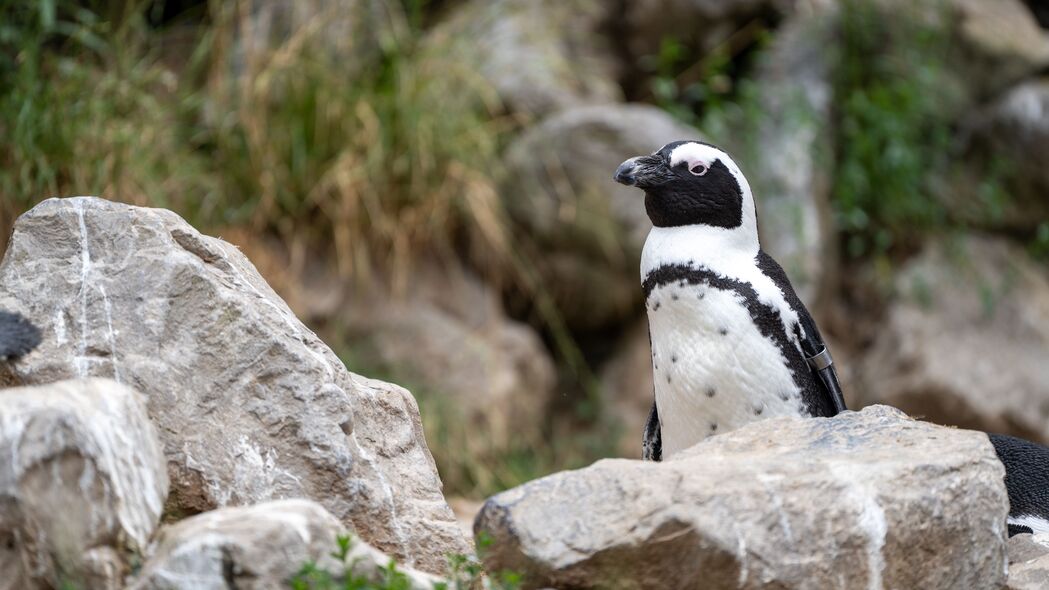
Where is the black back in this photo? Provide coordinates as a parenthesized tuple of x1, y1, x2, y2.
(990, 433, 1049, 536)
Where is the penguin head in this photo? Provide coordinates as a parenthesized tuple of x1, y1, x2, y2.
(614, 141, 756, 233)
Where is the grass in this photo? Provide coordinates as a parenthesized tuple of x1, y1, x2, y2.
(290, 533, 521, 590)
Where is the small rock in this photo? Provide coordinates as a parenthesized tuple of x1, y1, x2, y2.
(1008, 534, 1049, 589)
(476, 405, 1007, 589)
(130, 499, 440, 590)
(0, 378, 168, 589)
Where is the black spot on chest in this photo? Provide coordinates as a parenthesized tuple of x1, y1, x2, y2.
(643, 263, 825, 416)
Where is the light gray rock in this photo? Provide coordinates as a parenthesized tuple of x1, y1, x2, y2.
(0, 378, 168, 590)
(1008, 533, 1049, 590)
(476, 405, 1008, 590)
(858, 236, 1049, 444)
(0, 197, 468, 574)
(130, 499, 439, 590)
(503, 104, 702, 330)
(429, 0, 621, 116)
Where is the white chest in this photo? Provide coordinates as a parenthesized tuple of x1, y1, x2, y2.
(646, 280, 807, 458)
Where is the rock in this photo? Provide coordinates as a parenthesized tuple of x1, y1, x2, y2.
(0, 197, 468, 573)
(858, 236, 1049, 444)
(0, 378, 168, 589)
(1008, 533, 1049, 589)
(743, 12, 837, 303)
(340, 263, 557, 449)
(957, 78, 1049, 232)
(429, 0, 621, 116)
(130, 499, 439, 590)
(598, 320, 653, 459)
(502, 104, 703, 331)
(476, 405, 1008, 590)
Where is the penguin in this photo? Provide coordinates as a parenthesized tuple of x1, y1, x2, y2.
(0, 310, 40, 361)
(989, 433, 1049, 536)
(615, 140, 1047, 539)
(613, 140, 845, 461)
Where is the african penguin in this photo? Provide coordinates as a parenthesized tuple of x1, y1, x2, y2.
(0, 310, 40, 361)
(613, 140, 845, 461)
(615, 140, 1047, 540)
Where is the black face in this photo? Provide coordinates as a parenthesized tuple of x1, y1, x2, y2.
(613, 141, 743, 229)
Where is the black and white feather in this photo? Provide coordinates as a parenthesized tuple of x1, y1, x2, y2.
(0, 310, 41, 361)
(615, 141, 844, 460)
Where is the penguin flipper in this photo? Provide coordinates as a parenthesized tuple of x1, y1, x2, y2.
(0, 311, 41, 360)
(642, 401, 662, 461)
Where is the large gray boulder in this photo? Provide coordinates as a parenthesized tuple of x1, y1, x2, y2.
(429, 0, 621, 116)
(130, 499, 439, 590)
(857, 236, 1049, 444)
(503, 104, 702, 331)
(0, 378, 168, 590)
(476, 405, 1008, 590)
(0, 197, 468, 573)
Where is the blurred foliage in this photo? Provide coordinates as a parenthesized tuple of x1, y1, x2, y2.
(830, 0, 956, 258)
(0, 0, 219, 233)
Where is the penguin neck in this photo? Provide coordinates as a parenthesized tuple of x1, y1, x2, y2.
(640, 222, 761, 282)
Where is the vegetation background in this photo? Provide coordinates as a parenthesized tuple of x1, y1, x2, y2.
(3, 0, 1049, 506)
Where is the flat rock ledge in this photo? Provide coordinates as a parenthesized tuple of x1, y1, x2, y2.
(476, 405, 1008, 590)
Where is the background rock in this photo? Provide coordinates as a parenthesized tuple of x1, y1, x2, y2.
(0, 197, 468, 573)
(475, 405, 1008, 590)
(858, 236, 1049, 444)
(0, 378, 167, 590)
(429, 0, 621, 116)
(131, 499, 439, 590)
(340, 263, 557, 449)
(502, 103, 702, 331)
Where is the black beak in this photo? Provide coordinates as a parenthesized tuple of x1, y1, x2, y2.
(613, 154, 666, 189)
(614, 159, 639, 186)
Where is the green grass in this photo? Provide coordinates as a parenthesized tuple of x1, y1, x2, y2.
(290, 533, 521, 590)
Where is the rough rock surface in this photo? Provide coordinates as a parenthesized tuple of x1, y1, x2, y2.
(476, 405, 1008, 590)
(130, 499, 439, 590)
(0, 378, 168, 589)
(1008, 533, 1049, 590)
(858, 236, 1049, 444)
(0, 197, 468, 573)
(430, 0, 621, 116)
(502, 103, 703, 330)
(341, 264, 556, 449)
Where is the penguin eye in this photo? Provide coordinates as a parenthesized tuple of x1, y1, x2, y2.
(689, 163, 709, 176)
